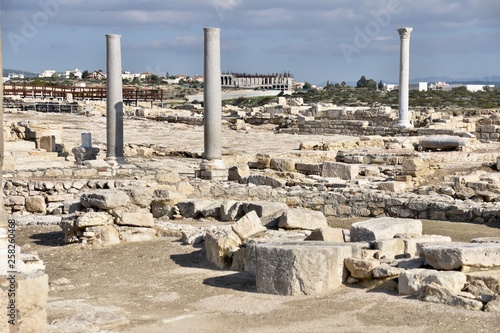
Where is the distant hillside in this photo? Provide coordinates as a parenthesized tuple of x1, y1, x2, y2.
(3, 69, 38, 78)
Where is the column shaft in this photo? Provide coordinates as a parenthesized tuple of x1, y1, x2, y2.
(106, 34, 124, 164)
(396, 27, 413, 128)
(203, 28, 222, 160)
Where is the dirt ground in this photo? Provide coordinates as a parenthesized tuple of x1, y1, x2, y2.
(15, 219, 500, 333)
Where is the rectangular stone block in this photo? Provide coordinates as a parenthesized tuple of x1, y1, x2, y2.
(321, 162, 359, 180)
(39, 135, 56, 152)
(419, 242, 500, 270)
(255, 241, 365, 296)
(398, 269, 466, 296)
(373, 238, 405, 259)
(350, 217, 422, 242)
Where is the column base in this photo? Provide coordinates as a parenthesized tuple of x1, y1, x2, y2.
(393, 120, 413, 129)
(105, 156, 126, 167)
(197, 159, 227, 180)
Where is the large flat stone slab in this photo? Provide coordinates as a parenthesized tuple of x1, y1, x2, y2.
(350, 217, 422, 242)
(398, 269, 466, 296)
(278, 208, 328, 231)
(420, 242, 500, 270)
(255, 241, 366, 296)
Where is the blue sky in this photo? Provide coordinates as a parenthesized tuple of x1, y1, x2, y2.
(1, 0, 499, 84)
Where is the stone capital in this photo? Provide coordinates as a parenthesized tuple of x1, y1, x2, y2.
(397, 27, 413, 39)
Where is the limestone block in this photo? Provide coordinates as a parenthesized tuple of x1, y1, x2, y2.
(419, 282, 483, 311)
(350, 217, 422, 242)
(204, 229, 242, 269)
(228, 164, 251, 181)
(241, 175, 286, 188)
(176, 200, 222, 218)
(25, 196, 47, 214)
(255, 242, 361, 295)
(4, 196, 25, 206)
(63, 200, 82, 214)
(373, 263, 404, 278)
(232, 211, 266, 241)
(86, 224, 121, 245)
(181, 229, 206, 245)
(398, 269, 466, 296)
(321, 162, 359, 180)
(117, 226, 157, 242)
(471, 237, 500, 243)
(270, 158, 296, 172)
(76, 211, 114, 228)
(115, 212, 154, 228)
(126, 188, 155, 208)
(345, 257, 380, 279)
(278, 208, 328, 231)
(295, 163, 321, 175)
(377, 181, 407, 192)
(40, 135, 56, 152)
(305, 227, 345, 242)
(485, 296, 500, 312)
(466, 270, 500, 294)
(151, 199, 172, 218)
(80, 191, 130, 210)
(220, 200, 243, 221)
(242, 201, 288, 227)
(419, 242, 500, 270)
(395, 234, 452, 257)
(373, 238, 405, 259)
(16, 272, 49, 333)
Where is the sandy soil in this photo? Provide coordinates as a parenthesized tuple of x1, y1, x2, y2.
(15, 220, 500, 333)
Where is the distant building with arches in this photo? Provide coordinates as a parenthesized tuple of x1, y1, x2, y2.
(221, 72, 294, 91)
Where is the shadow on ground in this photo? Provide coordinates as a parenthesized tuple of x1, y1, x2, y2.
(203, 272, 257, 292)
(29, 231, 66, 247)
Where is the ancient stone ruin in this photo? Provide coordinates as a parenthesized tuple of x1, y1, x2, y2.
(1, 26, 500, 331)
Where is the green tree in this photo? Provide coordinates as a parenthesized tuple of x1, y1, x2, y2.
(303, 82, 312, 90)
(378, 80, 384, 91)
(356, 76, 367, 88)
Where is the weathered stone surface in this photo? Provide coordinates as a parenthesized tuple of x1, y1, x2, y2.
(204, 228, 242, 269)
(350, 217, 422, 242)
(127, 188, 155, 208)
(321, 162, 359, 180)
(373, 238, 405, 259)
(242, 175, 286, 188)
(115, 211, 155, 228)
(345, 257, 380, 279)
(465, 279, 496, 303)
(377, 181, 408, 192)
(278, 208, 328, 231)
(466, 270, 500, 294)
(420, 242, 500, 270)
(270, 158, 295, 172)
(419, 282, 483, 311)
(228, 164, 251, 181)
(150, 199, 172, 218)
(86, 224, 121, 245)
(220, 200, 243, 221)
(395, 233, 452, 257)
(16, 272, 49, 333)
(80, 190, 130, 210)
(373, 263, 404, 278)
(232, 211, 266, 241)
(75, 211, 114, 228)
(398, 269, 467, 296)
(471, 237, 500, 243)
(242, 201, 288, 227)
(155, 170, 181, 183)
(255, 242, 364, 295)
(25, 196, 47, 213)
(305, 227, 345, 242)
(485, 296, 500, 312)
(117, 226, 157, 242)
(176, 200, 221, 218)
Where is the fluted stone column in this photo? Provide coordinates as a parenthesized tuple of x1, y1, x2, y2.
(105, 34, 124, 165)
(395, 27, 413, 128)
(199, 28, 227, 179)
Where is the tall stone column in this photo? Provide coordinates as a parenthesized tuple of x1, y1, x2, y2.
(395, 27, 413, 128)
(199, 28, 227, 179)
(105, 34, 124, 165)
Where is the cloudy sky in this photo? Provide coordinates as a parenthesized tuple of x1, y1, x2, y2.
(1, 0, 499, 84)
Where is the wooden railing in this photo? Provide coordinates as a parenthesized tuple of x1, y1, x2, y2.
(3, 84, 164, 101)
